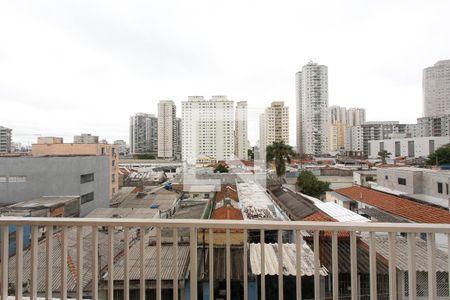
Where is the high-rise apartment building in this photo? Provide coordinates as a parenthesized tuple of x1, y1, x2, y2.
(347, 108, 366, 126)
(328, 106, 347, 151)
(259, 102, 289, 160)
(129, 113, 158, 154)
(417, 114, 450, 137)
(423, 60, 450, 117)
(74, 133, 99, 144)
(181, 96, 234, 164)
(0, 126, 12, 153)
(157, 100, 179, 159)
(296, 62, 329, 156)
(235, 101, 249, 160)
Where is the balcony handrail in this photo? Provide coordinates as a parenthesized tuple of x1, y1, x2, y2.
(1, 216, 450, 233)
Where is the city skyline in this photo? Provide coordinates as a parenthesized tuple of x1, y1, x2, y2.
(1, 1, 450, 146)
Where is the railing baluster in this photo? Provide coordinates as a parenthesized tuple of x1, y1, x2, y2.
(243, 229, 248, 300)
(209, 228, 214, 300)
(61, 226, 68, 300)
(156, 227, 161, 300)
(45, 225, 53, 299)
(15, 225, 23, 300)
(1, 225, 9, 299)
(124, 227, 129, 300)
(76, 226, 83, 300)
(331, 231, 338, 300)
(31, 225, 39, 300)
(92, 226, 98, 300)
(407, 232, 417, 300)
(313, 231, 320, 300)
(108, 226, 114, 300)
(173, 228, 178, 300)
(278, 230, 283, 300)
(369, 232, 377, 299)
(388, 232, 397, 300)
(295, 230, 302, 300)
(350, 231, 357, 300)
(208, 228, 214, 300)
(226, 228, 231, 300)
(260, 229, 265, 300)
(190, 227, 198, 300)
(427, 233, 437, 300)
(140, 226, 145, 300)
(448, 234, 450, 299)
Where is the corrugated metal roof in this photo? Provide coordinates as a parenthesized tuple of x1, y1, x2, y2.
(315, 202, 370, 223)
(112, 243, 190, 281)
(249, 243, 327, 277)
(360, 235, 448, 272)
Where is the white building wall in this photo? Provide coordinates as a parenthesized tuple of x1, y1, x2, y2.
(423, 60, 450, 117)
(368, 136, 450, 159)
(181, 96, 234, 164)
(158, 100, 176, 158)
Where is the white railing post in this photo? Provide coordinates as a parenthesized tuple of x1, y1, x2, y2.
(31, 225, 39, 300)
(92, 226, 98, 300)
(173, 228, 178, 300)
(260, 229, 265, 300)
(427, 233, 437, 300)
(45, 225, 53, 299)
(190, 227, 198, 300)
(407, 232, 417, 300)
(331, 231, 338, 300)
(140, 226, 145, 300)
(156, 227, 162, 300)
(61, 226, 68, 300)
(209, 228, 214, 300)
(388, 232, 397, 300)
(123, 227, 129, 300)
(243, 229, 248, 300)
(295, 230, 302, 300)
(108, 226, 114, 300)
(313, 231, 320, 300)
(278, 229, 284, 300)
(369, 231, 377, 299)
(350, 231, 357, 300)
(226, 228, 231, 300)
(76, 226, 83, 300)
(15, 225, 23, 300)
(1, 225, 8, 300)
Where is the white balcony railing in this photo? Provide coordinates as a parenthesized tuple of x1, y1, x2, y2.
(1, 217, 450, 300)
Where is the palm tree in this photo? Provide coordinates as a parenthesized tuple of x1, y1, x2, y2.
(378, 150, 392, 164)
(266, 141, 295, 178)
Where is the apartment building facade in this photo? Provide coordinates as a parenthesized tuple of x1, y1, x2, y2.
(368, 136, 449, 159)
(235, 101, 249, 160)
(296, 61, 329, 156)
(423, 60, 450, 117)
(73, 133, 99, 144)
(181, 96, 234, 164)
(129, 113, 158, 154)
(0, 126, 12, 153)
(157, 100, 179, 159)
(259, 101, 289, 160)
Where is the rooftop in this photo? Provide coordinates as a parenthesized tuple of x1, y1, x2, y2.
(335, 186, 450, 224)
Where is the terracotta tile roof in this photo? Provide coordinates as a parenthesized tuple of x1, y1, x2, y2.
(211, 206, 243, 220)
(303, 212, 349, 237)
(335, 186, 450, 224)
(215, 184, 239, 202)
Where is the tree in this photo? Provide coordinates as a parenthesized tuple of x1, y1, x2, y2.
(247, 148, 255, 160)
(427, 144, 450, 166)
(296, 170, 331, 198)
(214, 164, 229, 173)
(266, 141, 295, 178)
(377, 150, 391, 164)
(132, 153, 155, 159)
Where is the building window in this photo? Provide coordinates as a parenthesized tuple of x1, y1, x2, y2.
(80, 192, 94, 204)
(80, 173, 94, 184)
(112, 188, 116, 194)
(408, 141, 415, 157)
(395, 141, 401, 157)
(438, 182, 443, 194)
(112, 174, 116, 182)
(385, 175, 388, 180)
(446, 183, 449, 195)
(398, 178, 406, 185)
(112, 160, 115, 167)
(8, 176, 26, 182)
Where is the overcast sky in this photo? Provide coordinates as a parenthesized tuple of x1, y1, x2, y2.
(1, 1, 449, 146)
